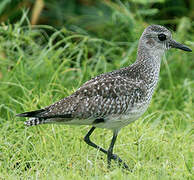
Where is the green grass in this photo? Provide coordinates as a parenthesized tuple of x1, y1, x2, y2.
(0, 16, 193, 179)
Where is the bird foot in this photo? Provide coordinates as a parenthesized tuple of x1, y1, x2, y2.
(108, 153, 130, 171)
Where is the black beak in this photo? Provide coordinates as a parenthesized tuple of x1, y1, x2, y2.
(169, 39, 192, 52)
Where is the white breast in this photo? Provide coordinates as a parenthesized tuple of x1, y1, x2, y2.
(94, 102, 149, 130)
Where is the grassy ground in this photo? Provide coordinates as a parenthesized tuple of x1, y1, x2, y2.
(0, 17, 193, 179)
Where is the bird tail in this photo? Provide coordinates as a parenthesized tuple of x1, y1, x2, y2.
(16, 109, 46, 126)
(16, 109, 45, 118)
(24, 117, 46, 126)
(17, 108, 74, 126)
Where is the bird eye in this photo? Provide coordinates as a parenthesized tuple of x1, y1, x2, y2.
(158, 33, 166, 41)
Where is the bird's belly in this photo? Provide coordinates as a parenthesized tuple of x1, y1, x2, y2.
(94, 103, 149, 130)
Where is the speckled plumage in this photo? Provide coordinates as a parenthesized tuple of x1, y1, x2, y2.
(21, 25, 167, 130)
(26, 63, 156, 130)
(18, 24, 192, 130)
(17, 25, 192, 170)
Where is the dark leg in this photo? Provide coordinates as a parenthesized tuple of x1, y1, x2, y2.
(107, 131, 117, 168)
(107, 131, 129, 170)
(84, 126, 107, 154)
(84, 127, 130, 170)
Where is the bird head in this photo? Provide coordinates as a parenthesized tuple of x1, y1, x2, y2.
(140, 25, 192, 53)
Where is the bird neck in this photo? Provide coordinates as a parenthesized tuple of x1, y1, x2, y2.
(137, 43, 164, 65)
(134, 44, 165, 86)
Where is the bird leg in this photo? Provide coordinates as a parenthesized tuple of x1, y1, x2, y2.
(107, 131, 117, 168)
(107, 131, 129, 170)
(84, 127, 129, 170)
(84, 127, 107, 154)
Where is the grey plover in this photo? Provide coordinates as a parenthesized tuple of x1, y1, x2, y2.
(17, 25, 192, 170)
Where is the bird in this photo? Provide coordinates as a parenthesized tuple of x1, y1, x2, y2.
(16, 25, 192, 170)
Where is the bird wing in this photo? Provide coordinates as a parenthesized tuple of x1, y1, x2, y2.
(70, 75, 145, 119)
(17, 75, 146, 126)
